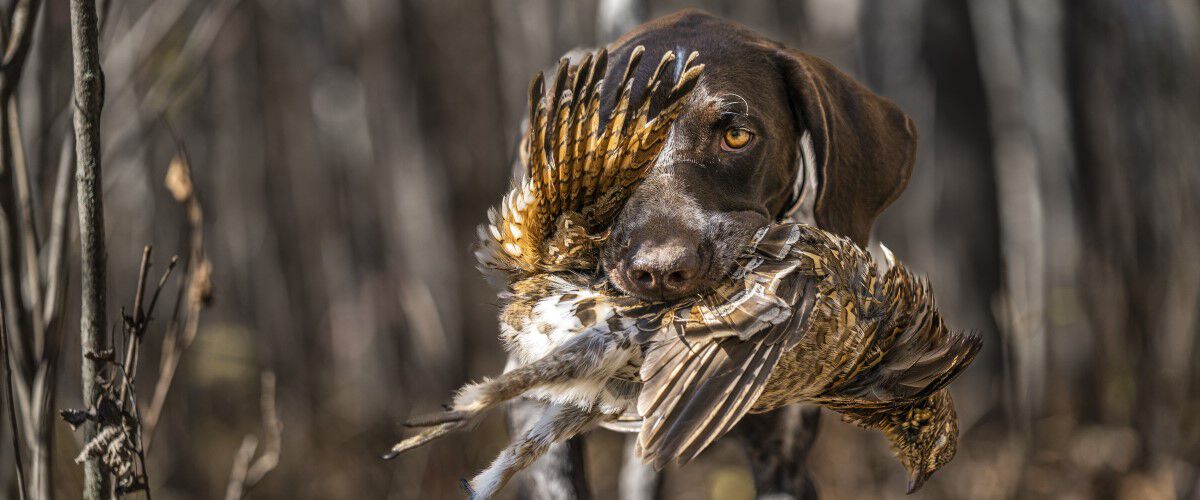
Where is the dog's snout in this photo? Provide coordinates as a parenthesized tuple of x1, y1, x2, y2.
(622, 239, 706, 300)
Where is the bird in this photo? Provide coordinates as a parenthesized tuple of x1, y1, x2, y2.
(385, 47, 981, 499)
(635, 222, 978, 494)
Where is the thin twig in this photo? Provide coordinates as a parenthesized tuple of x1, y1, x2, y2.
(7, 99, 45, 359)
(138, 279, 183, 452)
(245, 372, 281, 486)
(0, 0, 44, 406)
(223, 436, 258, 500)
(111, 247, 174, 498)
(1, 0, 42, 230)
(123, 253, 178, 399)
(0, 0, 47, 497)
(62, 245, 178, 498)
(117, 248, 177, 409)
(116, 247, 152, 408)
(43, 135, 75, 326)
(127, 403, 151, 500)
(142, 151, 210, 451)
(144, 256, 179, 327)
(224, 372, 281, 500)
(1, 301, 28, 500)
(0, 0, 43, 98)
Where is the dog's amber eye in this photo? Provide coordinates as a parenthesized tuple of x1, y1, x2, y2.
(722, 127, 753, 150)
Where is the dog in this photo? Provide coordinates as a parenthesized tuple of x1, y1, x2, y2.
(510, 9, 919, 497)
(597, 10, 916, 302)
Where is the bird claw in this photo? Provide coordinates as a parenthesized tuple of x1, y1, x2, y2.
(460, 478, 477, 499)
(404, 409, 471, 427)
(382, 419, 471, 460)
(384, 407, 483, 459)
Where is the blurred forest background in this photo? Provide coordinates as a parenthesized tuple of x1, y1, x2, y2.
(1, 0, 1198, 499)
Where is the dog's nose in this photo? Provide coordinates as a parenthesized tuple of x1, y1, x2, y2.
(624, 240, 705, 300)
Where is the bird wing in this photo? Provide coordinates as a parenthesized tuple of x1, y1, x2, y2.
(636, 224, 818, 468)
(810, 264, 982, 406)
(476, 47, 704, 281)
(637, 224, 981, 467)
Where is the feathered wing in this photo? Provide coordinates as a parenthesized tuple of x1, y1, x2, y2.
(636, 225, 817, 467)
(804, 257, 982, 407)
(475, 47, 704, 282)
(637, 223, 981, 467)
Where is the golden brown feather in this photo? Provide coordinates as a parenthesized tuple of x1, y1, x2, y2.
(474, 47, 704, 280)
(636, 223, 981, 488)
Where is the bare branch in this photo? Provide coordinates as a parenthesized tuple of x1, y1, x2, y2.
(142, 152, 211, 452)
(224, 373, 282, 500)
(0, 0, 43, 100)
(223, 436, 257, 500)
(245, 372, 281, 487)
(0, 0, 44, 403)
(1, 303, 28, 500)
(7, 100, 45, 361)
(115, 247, 150, 409)
(0, 0, 52, 498)
(59, 245, 179, 498)
(42, 135, 74, 328)
(68, 0, 109, 496)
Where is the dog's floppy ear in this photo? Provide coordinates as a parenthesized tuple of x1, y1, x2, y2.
(773, 49, 916, 245)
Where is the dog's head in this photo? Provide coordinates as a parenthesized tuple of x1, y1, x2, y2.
(600, 10, 917, 301)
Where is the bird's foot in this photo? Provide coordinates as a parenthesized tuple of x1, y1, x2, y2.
(382, 409, 477, 460)
(404, 409, 472, 427)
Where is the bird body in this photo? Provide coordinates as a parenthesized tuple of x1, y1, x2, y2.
(494, 221, 978, 491)
(635, 223, 977, 491)
(388, 48, 980, 498)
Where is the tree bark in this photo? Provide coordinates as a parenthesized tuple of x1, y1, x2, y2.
(67, 0, 109, 497)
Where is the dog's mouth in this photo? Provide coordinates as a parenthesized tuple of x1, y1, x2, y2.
(600, 228, 755, 302)
(601, 249, 716, 302)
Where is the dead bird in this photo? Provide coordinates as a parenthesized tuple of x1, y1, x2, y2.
(385, 48, 980, 499)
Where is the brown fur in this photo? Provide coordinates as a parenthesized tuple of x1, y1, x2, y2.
(600, 10, 918, 301)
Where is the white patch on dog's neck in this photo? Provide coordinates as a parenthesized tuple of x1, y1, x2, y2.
(777, 131, 895, 273)
(782, 130, 818, 223)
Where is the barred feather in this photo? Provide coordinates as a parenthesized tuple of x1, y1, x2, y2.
(475, 47, 704, 280)
(636, 223, 982, 485)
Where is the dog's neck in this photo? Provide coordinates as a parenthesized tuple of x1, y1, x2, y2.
(779, 130, 818, 224)
(780, 130, 894, 273)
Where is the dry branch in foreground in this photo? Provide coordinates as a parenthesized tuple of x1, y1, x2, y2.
(67, 0, 109, 496)
(224, 372, 282, 500)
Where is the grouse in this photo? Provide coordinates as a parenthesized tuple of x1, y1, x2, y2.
(386, 48, 981, 499)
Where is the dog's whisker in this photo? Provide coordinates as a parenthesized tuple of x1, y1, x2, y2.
(670, 159, 705, 170)
(717, 93, 752, 118)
